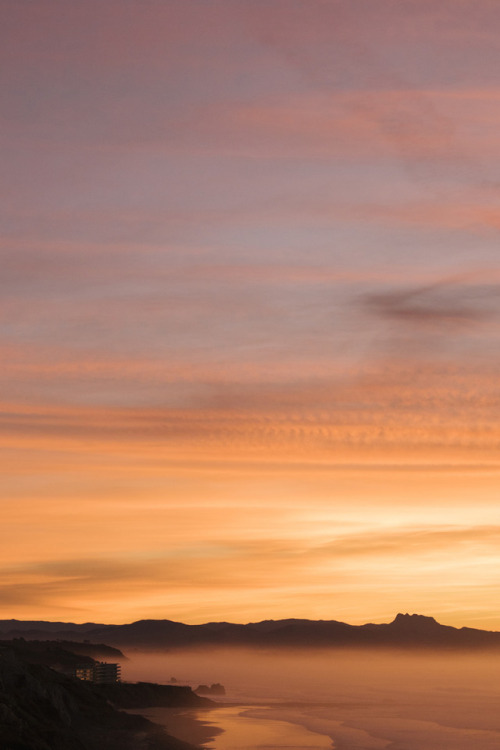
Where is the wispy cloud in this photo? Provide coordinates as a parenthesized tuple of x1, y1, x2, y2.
(2, 1, 500, 626)
(365, 278, 498, 329)
(318, 525, 500, 558)
(3, 521, 500, 622)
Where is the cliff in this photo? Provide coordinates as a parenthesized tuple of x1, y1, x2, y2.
(0, 645, 207, 750)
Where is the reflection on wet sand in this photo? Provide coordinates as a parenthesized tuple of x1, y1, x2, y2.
(133, 698, 500, 750)
(136, 705, 334, 749)
(127, 706, 222, 747)
(200, 705, 333, 749)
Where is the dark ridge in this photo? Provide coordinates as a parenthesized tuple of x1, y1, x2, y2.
(95, 681, 215, 709)
(0, 639, 96, 671)
(0, 645, 202, 750)
(2, 613, 500, 651)
(0, 638, 126, 667)
(56, 640, 126, 661)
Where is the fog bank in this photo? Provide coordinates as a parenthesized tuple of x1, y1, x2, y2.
(122, 648, 500, 749)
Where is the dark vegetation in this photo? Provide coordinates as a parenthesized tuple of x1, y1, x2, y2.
(0, 642, 211, 750)
(94, 681, 214, 709)
(0, 638, 124, 671)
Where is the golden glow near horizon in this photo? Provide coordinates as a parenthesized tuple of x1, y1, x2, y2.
(2, 1, 500, 630)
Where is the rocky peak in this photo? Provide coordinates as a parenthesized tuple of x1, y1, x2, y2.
(392, 613, 440, 629)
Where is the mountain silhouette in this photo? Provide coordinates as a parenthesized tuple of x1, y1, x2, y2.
(1, 613, 499, 651)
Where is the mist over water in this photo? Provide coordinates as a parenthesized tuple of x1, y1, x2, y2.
(123, 648, 500, 749)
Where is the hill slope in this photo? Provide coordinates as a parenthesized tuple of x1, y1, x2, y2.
(0, 644, 209, 750)
(1, 613, 499, 651)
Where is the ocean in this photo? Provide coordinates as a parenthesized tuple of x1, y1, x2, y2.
(124, 647, 500, 749)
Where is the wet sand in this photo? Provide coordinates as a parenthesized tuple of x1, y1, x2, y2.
(132, 699, 500, 750)
(132, 705, 334, 749)
(193, 705, 333, 749)
(243, 704, 500, 750)
(127, 706, 223, 747)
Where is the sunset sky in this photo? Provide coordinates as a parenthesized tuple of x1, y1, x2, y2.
(2, 0, 500, 629)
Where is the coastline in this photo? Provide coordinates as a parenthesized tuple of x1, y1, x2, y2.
(240, 704, 500, 750)
(133, 704, 335, 749)
(131, 700, 500, 750)
(241, 706, 386, 749)
(127, 706, 224, 748)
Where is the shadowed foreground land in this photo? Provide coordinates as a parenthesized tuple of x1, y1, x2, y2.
(4, 616, 500, 750)
(0, 644, 210, 750)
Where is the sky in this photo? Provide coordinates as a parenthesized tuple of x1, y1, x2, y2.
(2, 0, 500, 628)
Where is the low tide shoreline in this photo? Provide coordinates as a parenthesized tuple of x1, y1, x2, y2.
(127, 706, 225, 748)
(131, 704, 337, 749)
(131, 700, 500, 750)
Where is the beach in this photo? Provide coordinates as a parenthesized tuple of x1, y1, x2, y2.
(134, 696, 500, 750)
(132, 705, 334, 749)
(123, 647, 500, 750)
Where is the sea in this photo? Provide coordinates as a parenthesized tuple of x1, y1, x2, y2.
(125, 647, 500, 749)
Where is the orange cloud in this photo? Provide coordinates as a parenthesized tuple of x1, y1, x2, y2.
(3, 0, 500, 630)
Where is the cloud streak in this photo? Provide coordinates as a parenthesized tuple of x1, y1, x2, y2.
(365, 279, 497, 329)
(3, 521, 500, 623)
(2, 1, 500, 626)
